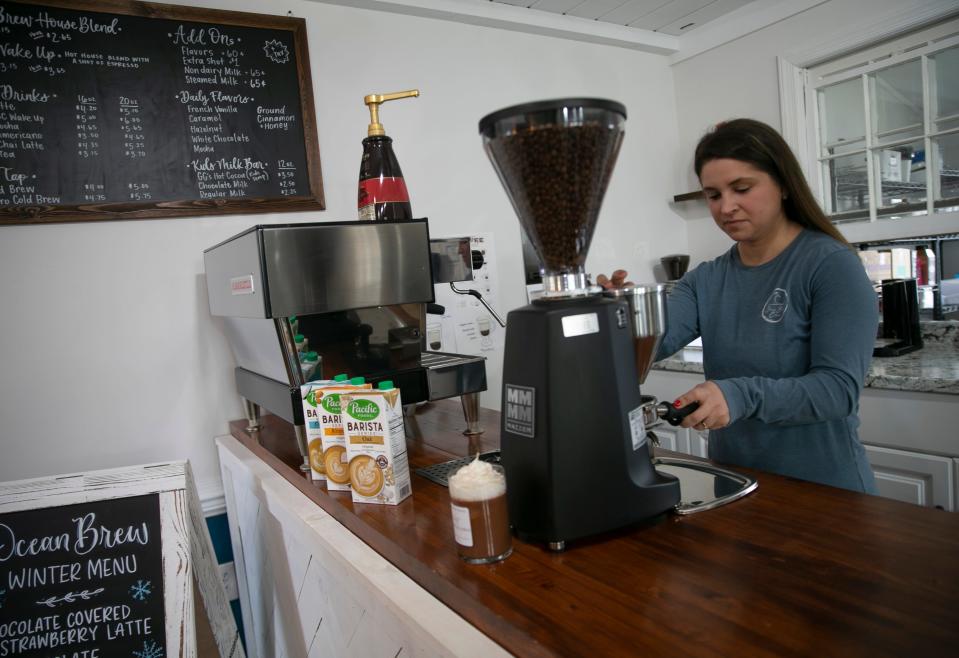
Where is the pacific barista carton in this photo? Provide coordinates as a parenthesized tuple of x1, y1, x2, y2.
(301, 377, 369, 484)
(341, 383, 412, 505)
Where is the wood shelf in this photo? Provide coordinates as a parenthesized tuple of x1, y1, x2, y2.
(672, 190, 703, 202)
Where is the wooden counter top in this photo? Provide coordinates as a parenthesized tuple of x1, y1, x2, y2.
(229, 400, 959, 657)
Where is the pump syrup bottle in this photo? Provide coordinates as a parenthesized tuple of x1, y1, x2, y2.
(358, 90, 419, 221)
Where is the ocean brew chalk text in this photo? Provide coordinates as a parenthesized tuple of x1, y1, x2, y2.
(0, 513, 149, 561)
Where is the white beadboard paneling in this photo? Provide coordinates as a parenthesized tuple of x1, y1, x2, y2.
(161, 490, 197, 658)
(657, 0, 754, 35)
(298, 560, 329, 654)
(529, 0, 585, 13)
(568, 0, 631, 20)
(668, 0, 828, 64)
(628, 0, 713, 30)
(600, 0, 675, 26)
(217, 435, 510, 657)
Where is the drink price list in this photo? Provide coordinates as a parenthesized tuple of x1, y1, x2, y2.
(0, 0, 322, 224)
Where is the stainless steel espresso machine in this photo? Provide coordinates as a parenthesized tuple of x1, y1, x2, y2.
(479, 98, 755, 550)
(204, 219, 487, 471)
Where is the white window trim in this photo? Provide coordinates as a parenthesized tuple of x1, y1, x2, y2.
(777, 0, 959, 242)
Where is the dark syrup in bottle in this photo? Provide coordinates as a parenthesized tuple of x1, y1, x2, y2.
(358, 135, 412, 221)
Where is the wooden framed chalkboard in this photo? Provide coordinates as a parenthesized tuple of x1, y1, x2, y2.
(0, 461, 244, 657)
(0, 0, 324, 225)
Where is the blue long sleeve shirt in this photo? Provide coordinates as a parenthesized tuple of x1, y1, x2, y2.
(655, 229, 879, 493)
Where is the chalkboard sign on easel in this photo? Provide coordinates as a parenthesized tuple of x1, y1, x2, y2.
(0, 462, 244, 657)
(0, 0, 324, 225)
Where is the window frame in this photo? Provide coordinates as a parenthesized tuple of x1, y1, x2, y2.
(777, 3, 959, 241)
(807, 29, 959, 224)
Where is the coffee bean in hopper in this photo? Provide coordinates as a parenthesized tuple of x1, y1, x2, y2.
(488, 123, 622, 272)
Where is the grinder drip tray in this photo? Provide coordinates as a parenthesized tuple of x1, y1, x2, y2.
(415, 451, 502, 487)
(416, 452, 756, 515)
(652, 456, 757, 514)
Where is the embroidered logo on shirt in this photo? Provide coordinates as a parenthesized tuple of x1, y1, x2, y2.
(762, 288, 789, 323)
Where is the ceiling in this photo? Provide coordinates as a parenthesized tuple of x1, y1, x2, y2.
(486, 0, 757, 36)
(308, 0, 829, 60)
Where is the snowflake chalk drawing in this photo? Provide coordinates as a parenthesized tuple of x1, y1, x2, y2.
(132, 638, 164, 658)
(130, 579, 153, 602)
(263, 39, 289, 64)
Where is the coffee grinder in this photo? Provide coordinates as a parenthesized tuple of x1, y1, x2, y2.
(479, 99, 680, 550)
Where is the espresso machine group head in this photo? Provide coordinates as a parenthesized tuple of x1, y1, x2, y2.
(479, 98, 680, 550)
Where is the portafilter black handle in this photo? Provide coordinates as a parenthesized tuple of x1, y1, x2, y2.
(655, 401, 700, 426)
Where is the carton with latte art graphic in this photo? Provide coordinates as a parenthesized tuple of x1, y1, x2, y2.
(341, 383, 411, 505)
(301, 377, 371, 485)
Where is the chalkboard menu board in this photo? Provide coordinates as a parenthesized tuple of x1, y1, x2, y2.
(0, 494, 166, 657)
(0, 0, 324, 225)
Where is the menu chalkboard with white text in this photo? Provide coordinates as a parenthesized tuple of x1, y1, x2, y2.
(0, 0, 324, 225)
(0, 461, 244, 658)
(0, 495, 166, 657)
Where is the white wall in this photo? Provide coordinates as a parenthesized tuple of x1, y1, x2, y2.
(670, 0, 959, 265)
(0, 0, 688, 498)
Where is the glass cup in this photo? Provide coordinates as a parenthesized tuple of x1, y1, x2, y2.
(427, 324, 442, 351)
(477, 316, 491, 336)
(448, 463, 512, 564)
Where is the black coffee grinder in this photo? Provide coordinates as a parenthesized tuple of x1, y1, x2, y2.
(479, 99, 680, 550)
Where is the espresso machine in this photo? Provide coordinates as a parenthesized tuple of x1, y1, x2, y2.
(479, 99, 682, 549)
(203, 219, 487, 471)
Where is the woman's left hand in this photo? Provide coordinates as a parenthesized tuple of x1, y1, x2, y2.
(674, 381, 730, 432)
(595, 269, 633, 290)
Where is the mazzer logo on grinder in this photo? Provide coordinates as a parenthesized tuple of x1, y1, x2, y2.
(505, 385, 535, 438)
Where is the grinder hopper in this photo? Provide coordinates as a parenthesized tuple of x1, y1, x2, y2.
(479, 98, 626, 296)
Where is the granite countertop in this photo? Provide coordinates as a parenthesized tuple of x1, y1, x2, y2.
(652, 321, 959, 395)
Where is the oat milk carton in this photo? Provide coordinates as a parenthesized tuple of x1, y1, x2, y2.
(300, 375, 365, 483)
(315, 379, 373, 491)
(341, 381, 412, 505)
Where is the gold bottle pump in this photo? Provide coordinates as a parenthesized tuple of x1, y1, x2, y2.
(364, 89, 419, 137)
(357, 89, 419, 221)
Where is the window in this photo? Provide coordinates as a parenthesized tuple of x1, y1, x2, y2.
(805, 20, 959, 224)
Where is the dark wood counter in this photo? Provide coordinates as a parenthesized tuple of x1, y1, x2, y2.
(229, 400, 959, 657)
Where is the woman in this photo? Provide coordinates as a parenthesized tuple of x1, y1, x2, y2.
(601, 119, 878, 493)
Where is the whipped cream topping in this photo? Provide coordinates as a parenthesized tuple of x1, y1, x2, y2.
(448, 456, 506, 502)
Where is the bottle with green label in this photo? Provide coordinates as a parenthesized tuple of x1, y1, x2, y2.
(300, 351, 319, 381)
(294, 333, 308, 354)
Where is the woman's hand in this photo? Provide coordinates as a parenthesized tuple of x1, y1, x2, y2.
(595, 269, 633, 290)
(674, 381, 730, 431)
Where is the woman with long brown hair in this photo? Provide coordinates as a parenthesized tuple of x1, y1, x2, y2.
(601, 119, 878, 492)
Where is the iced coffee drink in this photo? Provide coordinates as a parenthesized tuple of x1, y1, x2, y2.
(448, 458, 511, 564)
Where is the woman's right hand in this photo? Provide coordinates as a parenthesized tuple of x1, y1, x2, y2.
(595, 269, 633, 290)
(674, 381, 730, 432)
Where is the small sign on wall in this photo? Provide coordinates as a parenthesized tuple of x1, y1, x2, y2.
(431, 234, 505, 358)
(0, 462, 243, 657)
